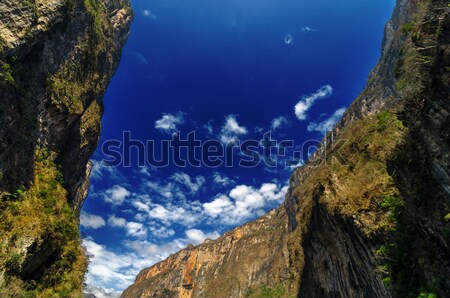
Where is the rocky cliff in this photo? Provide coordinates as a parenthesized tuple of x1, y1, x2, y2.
(122, 0, 449, 297)
(0, 0, 132, 296)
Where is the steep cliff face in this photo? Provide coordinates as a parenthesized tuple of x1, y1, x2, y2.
(123, 208, 298, 298)
(122, 0, 449, 297)
(0, 0, 132, 296)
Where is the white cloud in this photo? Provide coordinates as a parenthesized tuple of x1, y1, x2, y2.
(84, 179, 289, 292)
(80, 211, 106, 229)
(107, 215, 147, 238)
(212, 172, 235, 186)
(84, 284, 121, 298)
(271, 116, 290, 131)
(203, 195, 233, 218)
(154, 112, 185, 134)
(171, 172, 205, 194)
(185, 229, 220, 245)
(147, 204, 201, 227)
(126, 222, 147, 238)
(108, 215, 127, 228)
(104, 185, 131, 205)
(203, 183, 288, 226)
(149, 226, 175, 238)
(83, 239, 142, 292)
(295, 85, 333, 120)
(307, 107, 346, 134)
(219, 115, 248, 143)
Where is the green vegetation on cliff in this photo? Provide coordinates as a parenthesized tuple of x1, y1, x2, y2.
(0, 150, 87, 297)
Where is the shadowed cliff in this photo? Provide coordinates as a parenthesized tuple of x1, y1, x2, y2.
(0, 0, 132, 295)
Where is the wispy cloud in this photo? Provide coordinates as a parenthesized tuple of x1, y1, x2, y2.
(154, 112, 185, 135)
(307, 107, 346, 134)
(171, 172, 206, 194)
(271, 116, 290, 131)
(300, 26, 316, 32)
(295, 85, 333, 120)
(142, 9, 157, 20)
(204, 120, 214, 135)
(80, 211, 106, 229)
(212, 172, 236, 187)
(219, 115, 248, 143)
(134, 52, 148, 65)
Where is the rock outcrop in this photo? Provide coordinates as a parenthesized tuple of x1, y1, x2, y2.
(0, 0, 132, 295)
(122, 0, 449, 297)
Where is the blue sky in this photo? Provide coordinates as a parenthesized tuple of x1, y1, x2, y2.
(80, 0, 395, 296)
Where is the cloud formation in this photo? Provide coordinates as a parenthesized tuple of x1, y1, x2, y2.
(212, 172, 236, 187)
(154, 112, 185, 134)
(219, 115, 248, 143)
(307, 107, 346, 134)
(295, 85, 333, 120)
(185, 229, 220, 245)
(80, 211, 106, 229)
(203, 183, 288, 225)
(104, 185, 131, 205)
(171, 172, 206, 194)
(271, 116, 290, 131)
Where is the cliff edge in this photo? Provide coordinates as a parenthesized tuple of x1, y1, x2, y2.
(0, 0, 132, 296)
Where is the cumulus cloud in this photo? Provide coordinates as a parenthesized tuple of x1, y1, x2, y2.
(295, 85, 333, 120)
(84, 284, 121, 298)
(108, 215, 127, 228)
(154, 112, 185, 134)
(83, 239, 143, 292)
(271, 116, 290, 131)
(104, 185, 131, 205)
(203, 183, 288, 226)
(107, 215, 146, 238)
(149, 225, 175, 238)
(219, 115, 248, 143)
(80, 211, 106, 229)
(126, 222, 147, 238)
(307, 108, 346, 134)
(84, 180, 289, 292)
(185, 229, 220, 245)
(147, 204, 201, 226)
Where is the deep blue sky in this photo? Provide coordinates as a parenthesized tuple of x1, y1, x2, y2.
(80, 0, 395, 295)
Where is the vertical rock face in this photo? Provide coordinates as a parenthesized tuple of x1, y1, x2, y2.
(122, 0, 449, 297)
(0, 0, 132, 209)
(0, 0, 132, 295)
